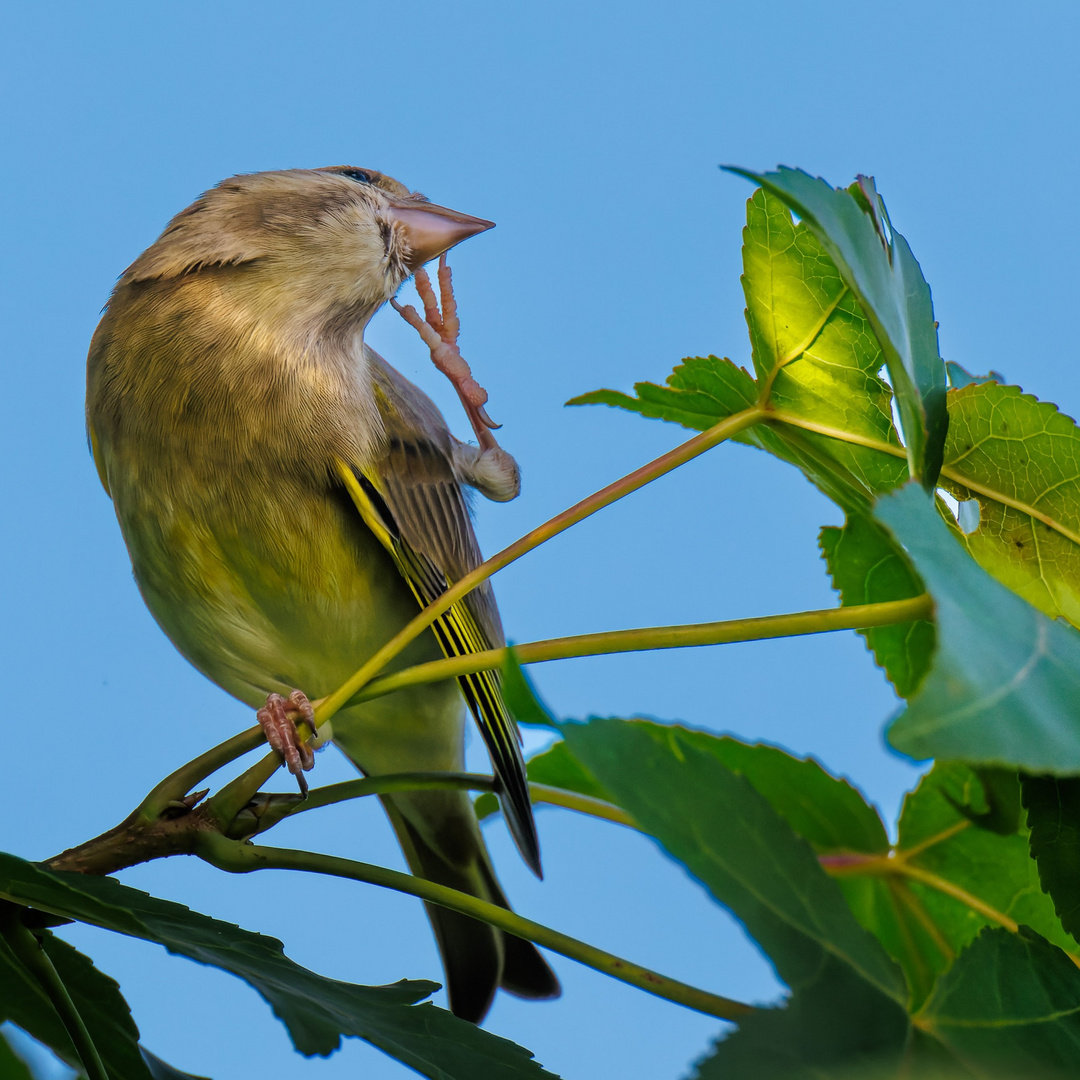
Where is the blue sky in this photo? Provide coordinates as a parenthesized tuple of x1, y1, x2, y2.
(4, 2, 1079, 1078)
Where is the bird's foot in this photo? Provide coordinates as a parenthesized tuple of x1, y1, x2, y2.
(257, 690, 316, 796)
(391, 254, 502, 453)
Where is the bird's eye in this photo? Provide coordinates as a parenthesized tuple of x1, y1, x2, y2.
(338, 168, 373, 185)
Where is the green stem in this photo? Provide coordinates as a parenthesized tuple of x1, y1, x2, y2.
(140, 406, 766, 820)
(528, 784, 636, 828)
(208, 749, 285, 828)
(195, 832, 753, 1022)
(0, 907, 109, 1080)
(238, 772, 499, 835)
(272, 773, 637, 833)
(316, 405, 767, 725)
(301, 771, 496, 811)
(155, 592, 933, 824)
(138, 724, 264, 820)
(351, 596, 934, 706)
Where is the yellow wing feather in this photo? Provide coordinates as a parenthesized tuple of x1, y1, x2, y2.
(333, 458, 540, 876)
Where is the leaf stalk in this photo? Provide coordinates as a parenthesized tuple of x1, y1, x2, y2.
(194, 832, 754, 1022)
(352, 596, 935, 705)
(315, 405, 768, 725)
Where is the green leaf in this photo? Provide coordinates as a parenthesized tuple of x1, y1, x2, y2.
(1020, 775, 1080, 944)
(567, 354, 758, 432)
(501, 648, 558, 729)
(875, 482, 1080, 771)
(0, 1031, 35, 1080)
(476, 739, 609, 823)
(0, 924, 154, 1080)
(570, 187, 910, 514)
(742, 187, 907, 505)
(727, 167, 947, 488)
(561, 719, 910, 1076)
(941, 767, 1022, 837)
(946, 360, 1005, 388)
(509, 728, 888, 855)
(917, 926, 1080, 1074)
(940, 382, 1080, 629)
(889, 765, 1074, 998)
(820, 514, 934, 697)
(0, 855, 556, 1080)
(690, 957, 908, 1080)
(139, 1048, 211, 1080)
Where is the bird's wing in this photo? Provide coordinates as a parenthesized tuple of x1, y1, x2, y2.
(333, 348, 541, 877)
(87, 420, 112, 496)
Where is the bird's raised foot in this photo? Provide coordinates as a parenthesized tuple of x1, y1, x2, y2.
(257, 690, 316, 795)
(392, 254, 502, 452)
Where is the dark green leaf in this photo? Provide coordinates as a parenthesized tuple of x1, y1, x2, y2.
(942, 767, 1022, 836)
(1021, 775, 1080, 943)
(0, 922, 153, 1080)
(820, 514, 934, 697)
(561, 719, 909, 1076)
(917, 927, 1080, 1074)
(139, 1048, 211, 1080)
(0, 1030, 36, 1080)
(0, 854, 556, 1080)
(727, 167, 947, 488)
(875, 483, 1080, 771)
(506, 727, 888, 855)
(691, 957, 907, 1080)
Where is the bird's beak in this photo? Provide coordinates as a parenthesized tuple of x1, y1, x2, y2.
(387, 200, 495, 270)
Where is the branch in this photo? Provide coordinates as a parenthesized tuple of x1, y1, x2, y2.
(194, 831, 754, 1022)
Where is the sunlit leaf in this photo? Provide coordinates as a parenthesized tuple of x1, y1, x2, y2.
(742, 187, 906, 502)
(821, 760, 1062, 1012)
(569, 187, 910, 514)
(940, 382, 1080, 628)
(726, 167, 947, 488)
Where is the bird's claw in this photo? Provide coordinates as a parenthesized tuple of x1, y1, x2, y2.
(257, 689, 316, 796)
(393, 254, 503, 452)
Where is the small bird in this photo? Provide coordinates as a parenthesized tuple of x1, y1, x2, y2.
(85, 166, 560, 1022)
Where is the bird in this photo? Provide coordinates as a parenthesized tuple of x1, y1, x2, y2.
(85, 165, 560, 1022)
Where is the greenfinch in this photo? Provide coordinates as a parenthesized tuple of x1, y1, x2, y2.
(85, 166, 559, 1022)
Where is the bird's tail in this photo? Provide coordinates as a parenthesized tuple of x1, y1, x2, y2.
(380, 795, 560, 1023)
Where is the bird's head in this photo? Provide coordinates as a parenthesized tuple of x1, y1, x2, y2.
(119, 166, 493, 338)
